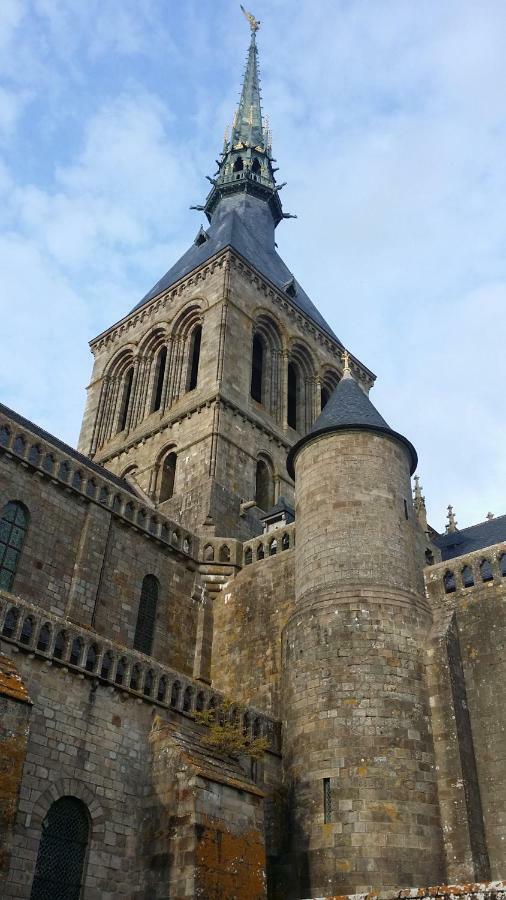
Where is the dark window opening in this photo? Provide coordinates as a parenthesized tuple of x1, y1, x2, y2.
(0, 500, 29, 591)
(444, 571, 456, 594)
(133, 574, 159, 655)
(480, 559, 493, 583)
(404, 499, 409, 520)
(321, 386, 331, 409)
(287, 362, 298, 430)
(30, 796, 90, 900)
(251, 157, 261, 176)
(188, 325, 202, 391)
(233, 156, 243, 172)
(255, 459, 274, 511)
(118, 367, 134, 432)
(462, 565, 474, 588)
(152, 347, 167, 412)
(159, 452, 177, 503)
(250, 334, 264, 403)
(323, 778, 332, 823)
(425, 548, 434, 566)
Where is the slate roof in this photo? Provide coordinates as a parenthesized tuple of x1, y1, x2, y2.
(260, 496, 295, 523)
(0, 401, 135, 496)
(286, 374, 417, 478)
(433, 514, 506, 561)
(131, 192, 340, 343)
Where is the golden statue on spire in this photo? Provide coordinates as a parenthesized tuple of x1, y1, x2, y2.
(240, 5, 260, 32)
(341, 349, 351, 375)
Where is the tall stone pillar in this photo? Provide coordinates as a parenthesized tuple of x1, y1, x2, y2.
(282, 368, 445, 897)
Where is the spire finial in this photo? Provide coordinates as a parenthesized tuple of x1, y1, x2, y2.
(341, 349, 352, 378)
(446, 504, 458, 533)
(241, 4, 261, 32)
(486, 511, 495, 521)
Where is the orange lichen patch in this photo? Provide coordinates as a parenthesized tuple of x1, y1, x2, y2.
(0, 654, 31, 704)
(370, 802, 399, 821)
(195, 819, 266, 900)
(357, 766, 368, 777)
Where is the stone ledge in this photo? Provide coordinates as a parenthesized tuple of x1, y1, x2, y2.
(303, 880, 506, 900)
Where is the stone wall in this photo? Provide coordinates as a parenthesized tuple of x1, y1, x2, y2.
(426, 545, 506, 881)
(211, 546, 295, 718)
(0, 655, 31, 885)
(0, 415, 199, 675)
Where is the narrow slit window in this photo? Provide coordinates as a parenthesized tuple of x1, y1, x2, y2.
(118, 367, 134, 432)
(133, 574, 159, 655)
(250, 334, 264, 403)
(159, 452, 177, 502)
(188, 325, 202, 391)
(152, 346, 167, 412)
(287, 362, 298, 430)
(323, 778, 332, 823)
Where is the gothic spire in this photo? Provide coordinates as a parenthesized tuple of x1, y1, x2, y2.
(231, 22, 265, 150)
(199, 11, 288, 227)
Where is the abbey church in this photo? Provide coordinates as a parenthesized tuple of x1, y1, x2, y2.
(1, 14, 506, 900)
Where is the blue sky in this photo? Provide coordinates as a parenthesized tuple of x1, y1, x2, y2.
(1, 0, 505, 532)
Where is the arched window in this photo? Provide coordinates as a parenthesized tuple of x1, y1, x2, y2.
(244, 547, 252, 565)
(20, 616, 34, 645)
(255, 458, 274, 511)
(152, 346, 167, 412)
(425, 548, 434, 566)
(0, 501, 29, 591)
(287, 362, 298, 429)
(118, 366, 134, 432)
(282, 533, 290, 551)
(251, 157, 261, 176)
(480, 559, 493, 583)
(462, 565, 474, 588)
(187, 325, 202, 391)
(171, 680, 181, 708)
(233, 156, 243, 172)
(30, 796, 90, 900)
(250, 334, 264, 403)
(2, 606, 19, 637)
(159, 452, 177, 503)
(36, 623, 51, 653)
(443, 570, 456, 594)
(133, 575, 159, 655)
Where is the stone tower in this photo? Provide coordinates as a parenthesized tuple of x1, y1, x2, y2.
(282, 364, 445, 896)
(77, 21, 374, 539)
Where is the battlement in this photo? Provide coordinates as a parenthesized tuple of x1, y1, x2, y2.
(242, 522, 295, 565)
(0, 589, 281, 754)
(425, 541, 506, 603)
(0, 404, 197, 559)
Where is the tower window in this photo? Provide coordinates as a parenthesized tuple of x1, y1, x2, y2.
(152, 346, 167, 412)
(250, 334, 264, 403)
(0, 501, 29, 591)
(159, 452, 177, 502)
(323, 778, 332, 823)
(287, 362, 298, 430)
(321, 386, 330, 409)
(118, 367, 134, 432)
(251, 157, 261, 176)
(30, 796, 90, 900)
(404, 499, 409, 520)
(187, 325, 202, 391)
(133, 574, 159, 655)
(233, 156, 243, 172)
(255, 458, 274, 511)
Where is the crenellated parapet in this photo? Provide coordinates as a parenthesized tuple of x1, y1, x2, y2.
(0, 403, 197, 560)
(0, 590, 281, 755)
(425, 541, 506, 605)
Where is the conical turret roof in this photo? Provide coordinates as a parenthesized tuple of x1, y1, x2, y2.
(286, 373, 417, 478)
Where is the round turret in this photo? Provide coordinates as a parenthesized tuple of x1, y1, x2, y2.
(282, 371, 445, 897)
